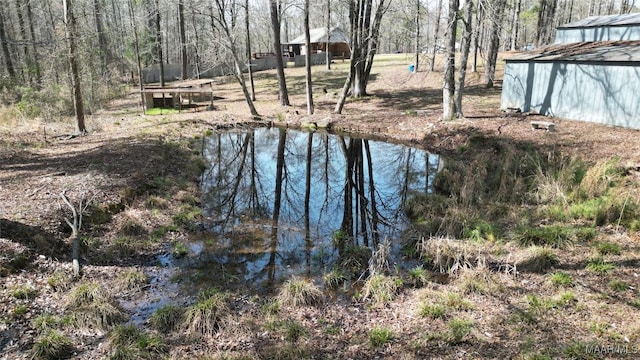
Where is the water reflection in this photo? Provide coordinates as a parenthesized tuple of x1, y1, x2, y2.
(199, 127, 442, 288)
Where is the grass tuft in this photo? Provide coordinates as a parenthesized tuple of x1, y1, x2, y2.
(117, 268, 149, 290)
(549, 271, 575, 287)
(585, 256, 616, 274)
(277, 277, 323, 307)
(151, 304, 184, 332)
(517, 246, 559, 273)
(418, 302, 446, 319)
(322, 268, 347, 289)
(448, 317, 473, 344)
(107, 324, 167, 359)
(184, 290, 229, 336)
(31, 329, 74, 360)
(66, 283, 127, 331)
(360, 274, 402, 306)
(407, 265, 430, 287)
(369, 327, 394, 347)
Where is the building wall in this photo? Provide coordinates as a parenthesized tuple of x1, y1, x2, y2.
(501, 61, 640, 129)
(554, 25, 640, 43)
(293, 53, 329, 67)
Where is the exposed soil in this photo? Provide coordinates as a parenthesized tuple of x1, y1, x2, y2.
(2, 55, 640, 359)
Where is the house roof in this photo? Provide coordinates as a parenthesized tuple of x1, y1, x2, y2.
(558, 13, 640, 28)
(288, 27, 350, 45)
(505, 41, 640, 63)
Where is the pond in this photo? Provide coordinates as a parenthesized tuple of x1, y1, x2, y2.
(186, 127, 443, 292)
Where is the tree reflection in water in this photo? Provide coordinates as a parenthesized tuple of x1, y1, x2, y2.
(199, 127, 442, 289)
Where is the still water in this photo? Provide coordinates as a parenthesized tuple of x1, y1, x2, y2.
(195, 127, 441, 289)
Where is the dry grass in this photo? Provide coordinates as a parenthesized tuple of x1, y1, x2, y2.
(277, 277, 323, 307)
(184, 291, 230, 337)
(417, 236, 477, 274)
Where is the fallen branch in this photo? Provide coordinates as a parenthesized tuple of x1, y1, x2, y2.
(60, 190, 96, 277)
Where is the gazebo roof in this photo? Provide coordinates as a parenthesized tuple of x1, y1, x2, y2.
(288, 27, 350, 45)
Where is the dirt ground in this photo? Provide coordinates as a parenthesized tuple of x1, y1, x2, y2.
(2, 55, 640, 359)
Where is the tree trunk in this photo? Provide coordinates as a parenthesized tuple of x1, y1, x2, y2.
(430, 0, 443, 71)
(414, 0, 420, 72)
(214, 0, 259, 117)
(270, 0, 290, 106)
(304, 0, 314, 115)
(179, 0, 188, 79)
(454, 0, 473, 117)
(64, 0, 86, 134)
(326, 0, 331, 70)
(128, 0, 145, 109)
(23, 0, 41, 85)
(245, 0, 256, 100)
(484, 0, 506, 88)
(511, 0, 521, 50)
(0, 6, 16, 82)
(334, 0, 388, 112)
(471, 1, 484, 72)
(93, 0, 109, 73)
(154, 0, 165, 86)
(442, 0, 459, 120)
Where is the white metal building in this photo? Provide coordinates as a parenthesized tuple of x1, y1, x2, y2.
(501, 14, 640, 129)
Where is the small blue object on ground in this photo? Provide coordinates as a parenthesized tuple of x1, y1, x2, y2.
(409, 65, 415, 73)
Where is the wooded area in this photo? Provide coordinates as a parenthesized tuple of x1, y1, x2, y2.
(0, 0, 637, 124)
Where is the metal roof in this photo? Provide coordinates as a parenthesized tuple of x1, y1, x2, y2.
(558, 13, 640, 28)
(505, 41, 640, 63)
(288, 27, 350, 45)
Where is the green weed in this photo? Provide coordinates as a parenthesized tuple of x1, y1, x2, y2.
(13, 304, 28, 316)
(369, 327, 394, 347)
(284, 320, 307, 342)
(448, 318, 473, 344)
(608, 280, 629, 292)
(585, 257, 616, 274)
(595, 241, 621, 255)
(514, 225, 572, 248)
(407, 266, 430, 287)
(549, 271, 575, 287)
(11, 283, 38, 299)
(418, 302, 446, 319)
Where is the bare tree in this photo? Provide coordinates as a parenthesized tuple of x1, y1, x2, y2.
(63, 0, 86, 133)
(245, 0, 256, 101)
(442, 0, 459, 120)
(414, 0, 420, 72)
(511, 0, 521, 50)
(213, 0, 259, 117)
(484, 0, 507, 88)
(179, 0, 188, 79)
(304, 0, 314, 115)
(93, 0, 109, 72)
(326, 0, 331, 70)
(0, 6, 16, 83)
(454, 0, 474, 117)
(334, 0, 390, 114)
(270, 0, 290, 106)
(430, 0, 443, 71)
(128, 0, 145, 108)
